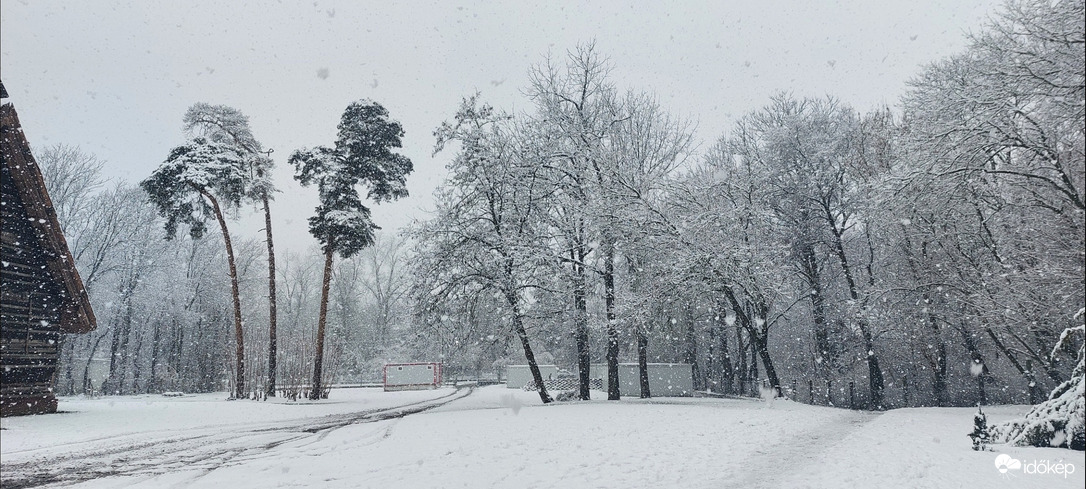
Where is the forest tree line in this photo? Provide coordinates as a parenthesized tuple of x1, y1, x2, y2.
(48, 0, 1082, 409)
(47, 140, 413, 398)
(411, 0, 1084, 408)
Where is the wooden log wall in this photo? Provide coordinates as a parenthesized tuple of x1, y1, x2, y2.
(1, 161, 65, 416)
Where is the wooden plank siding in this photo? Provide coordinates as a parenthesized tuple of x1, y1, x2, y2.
(1, 89, 96, 416)
(1, 162, 65, 415)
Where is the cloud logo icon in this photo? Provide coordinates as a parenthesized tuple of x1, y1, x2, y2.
(995, 454, 1022, 473)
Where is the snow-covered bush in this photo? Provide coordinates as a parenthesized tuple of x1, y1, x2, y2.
(991, 316, 1085, 451)
(969, 405, 990, 451)
(555, 390, 580, 402)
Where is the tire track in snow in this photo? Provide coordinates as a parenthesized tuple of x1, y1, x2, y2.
(735, 406, 880, 489)
(0, 386, 474, 489)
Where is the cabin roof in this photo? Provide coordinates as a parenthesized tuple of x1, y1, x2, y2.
(1, 81, 96, 334)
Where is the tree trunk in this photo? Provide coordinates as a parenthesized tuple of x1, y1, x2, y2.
(116, 285, 135, 394)
(749, 318, 781, 396)
(684, 313, 702, 391)
(262, 195, 278, 397)
(985, 327, 1042, 404)
(716, 307, 734, 395)
(59, 335, 76, 395)
(636, 324, 650, 398)
(955, 322, 989, 405)
(901, 232, 949, 406)
(1025, 361, 1042, 404)
(799, 243, 833, 370)
(82, 331, 107, 394)
(171, 318, 185, 392)
(310, 243, 335, 401)
(754, 335, 778, 393)
(735, 321, 747, 396)
(507, 291, 552, 404)
(829, 226, 884, 409)
(930, 340, 949, 406)
(103, 300, 122, 393)
(718, 287, 777, 396)
(572, 247, 591, 401)
(706, 325, 717, 392)
(748, 331, 759, 396)
(202, 189, 246, 400)
(148, 320, 161, 393)
(131, 327, 144, 393)
(603, 240, 620, 400)
(862, 331, 885, 409)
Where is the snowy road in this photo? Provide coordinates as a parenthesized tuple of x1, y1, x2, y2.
(0, 386, 472, 488)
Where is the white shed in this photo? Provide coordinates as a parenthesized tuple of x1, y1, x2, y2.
(505, 364, 559, 389)
(384, 363, 442, 391)
(587, 363, 694, 396)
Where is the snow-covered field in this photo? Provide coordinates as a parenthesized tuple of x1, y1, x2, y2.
(2, 386, 1083, 488)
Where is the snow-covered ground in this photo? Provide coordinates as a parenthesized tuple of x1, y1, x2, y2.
(1, 387, 456, 455)
(2, 386, 1082, 488)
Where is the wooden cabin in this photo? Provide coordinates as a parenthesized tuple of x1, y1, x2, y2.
(1, 81, 97, 416)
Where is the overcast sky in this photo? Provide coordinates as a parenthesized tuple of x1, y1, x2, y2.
(1, 0, 1003, 255)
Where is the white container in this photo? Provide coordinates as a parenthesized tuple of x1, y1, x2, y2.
(384, 363, 442, 391)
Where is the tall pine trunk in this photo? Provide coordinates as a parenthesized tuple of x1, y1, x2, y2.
(262, 195, 278, 397)
(202, 189, 246, 400)
(310, 244, 335, 400)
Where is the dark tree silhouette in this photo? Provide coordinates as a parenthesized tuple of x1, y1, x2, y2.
(290, 100, 413, 401)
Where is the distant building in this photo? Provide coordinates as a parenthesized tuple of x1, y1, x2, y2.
(587, 363, 695, 397)
(1, 81, 97, 416)
(383, 363, 442, 391)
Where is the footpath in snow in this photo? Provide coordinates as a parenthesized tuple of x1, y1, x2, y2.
(1, 385, 1083, 488)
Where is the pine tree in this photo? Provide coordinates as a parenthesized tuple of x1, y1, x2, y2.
(290, 100, 413, 401)
(183, 103, 281, 398)
(140, 137, 249, 399)
(991, 320, 1085, 451)
(969, 405, 990, 451)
